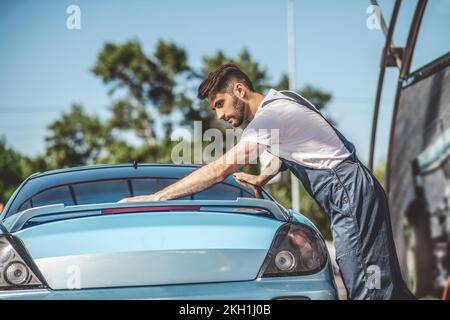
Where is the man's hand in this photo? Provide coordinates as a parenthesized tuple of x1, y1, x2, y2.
(118, 194, 159, 203)
(233, 172, 266, 199)
(233, 172, 262, 187)
(233, 155, 284, 191)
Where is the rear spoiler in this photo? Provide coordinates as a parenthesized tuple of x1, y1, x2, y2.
(2, 198, 291, 232)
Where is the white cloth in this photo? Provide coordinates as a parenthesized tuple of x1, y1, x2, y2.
(240, 89, 351, 169)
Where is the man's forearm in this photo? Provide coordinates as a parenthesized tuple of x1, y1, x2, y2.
(233, 156, 281, 189)
(254, 173, 277, 186)
(256, 156, 283, 185)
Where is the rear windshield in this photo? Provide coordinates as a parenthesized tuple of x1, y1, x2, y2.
(15, 178, 257, 214)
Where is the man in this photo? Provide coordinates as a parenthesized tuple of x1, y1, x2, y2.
(119, 64, 415, 300)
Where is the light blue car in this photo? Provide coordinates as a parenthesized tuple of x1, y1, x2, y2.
(0, 164, 337, 300)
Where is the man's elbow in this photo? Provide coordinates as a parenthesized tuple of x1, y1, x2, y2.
(215, 170, 228, 183)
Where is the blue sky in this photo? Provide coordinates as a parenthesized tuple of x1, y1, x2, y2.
(0, 0, 449, 164)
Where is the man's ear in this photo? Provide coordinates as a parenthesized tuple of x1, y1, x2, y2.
(234, 83, 246, 99)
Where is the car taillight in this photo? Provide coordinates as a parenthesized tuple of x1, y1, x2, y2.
(0, 235, 45, 289)
(258, 224, 327, 277)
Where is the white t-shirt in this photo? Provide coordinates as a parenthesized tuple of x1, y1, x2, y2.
(240, 89, 351, 169)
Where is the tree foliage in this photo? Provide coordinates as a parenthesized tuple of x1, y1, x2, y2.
(92, 39, 191, 144)
(44, 104, 108, 168)
(0, 138, 25, 204)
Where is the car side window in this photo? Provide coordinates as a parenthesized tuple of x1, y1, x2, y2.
(72, 180, 130, 205)
(17, 199, 32, 213)
(33, 185, 74, 207)
(194, 183, 254, 200)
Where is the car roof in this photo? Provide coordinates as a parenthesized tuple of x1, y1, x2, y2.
(29, 163, 201, 180)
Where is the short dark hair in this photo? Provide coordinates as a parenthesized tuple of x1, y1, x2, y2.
(197, 64, 255, 100)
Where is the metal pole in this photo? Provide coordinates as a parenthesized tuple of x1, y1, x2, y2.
(368, 0, 402, 171)
(288, 0, 300, 211)
(386, 0, 428, 194)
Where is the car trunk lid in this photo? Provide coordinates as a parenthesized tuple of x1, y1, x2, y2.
(10, 202, 285, 289)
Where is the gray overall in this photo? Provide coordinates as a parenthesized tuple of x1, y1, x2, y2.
(263, 91, 415, 300)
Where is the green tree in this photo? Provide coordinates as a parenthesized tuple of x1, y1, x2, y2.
(44, 104, 108, 168)
(0, 137, 25, 204)
(0, 137, 56, 207)
(92, 39, 191, 145)
(374, 161, 387, 188)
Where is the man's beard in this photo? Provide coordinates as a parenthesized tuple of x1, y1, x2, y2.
(230, 94, 247, 127)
